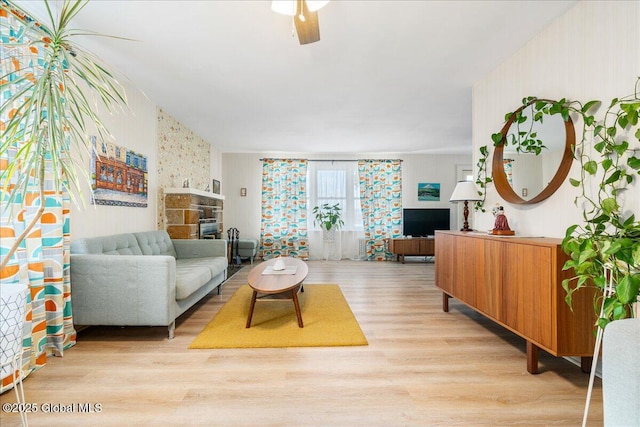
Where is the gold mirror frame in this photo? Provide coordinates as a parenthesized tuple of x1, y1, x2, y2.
(492, 99, 576, 204)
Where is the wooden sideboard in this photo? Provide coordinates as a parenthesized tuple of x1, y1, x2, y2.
(434, 230, 597, 374)
(387, 237, 435, 263)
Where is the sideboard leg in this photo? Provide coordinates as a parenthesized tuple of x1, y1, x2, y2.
(580, 356, 592, 373)
(442, 293, 450, 312)
(527, 341, 539, 374)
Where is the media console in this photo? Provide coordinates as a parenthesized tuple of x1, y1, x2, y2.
(434, 230, 597, 374)
(386, 237, 435, 263)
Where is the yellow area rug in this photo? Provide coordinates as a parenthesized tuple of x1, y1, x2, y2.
(189, 284, 368, 349)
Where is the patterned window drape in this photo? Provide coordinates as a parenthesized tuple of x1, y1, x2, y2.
(503, 158, 514, 185)
(260, 159, 309, 259)
(0, 3, 76, 392)
(358, 160, 403, 261)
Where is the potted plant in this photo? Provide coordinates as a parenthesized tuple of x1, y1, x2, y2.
(1, 0, 128, 271)
(489, 78, 640, 426)
(484, 80, 639, 322)
(312, 203, 344, 242)
(0, 0, 128, 392)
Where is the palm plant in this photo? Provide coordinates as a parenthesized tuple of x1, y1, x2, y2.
(0, 0, 128, 270)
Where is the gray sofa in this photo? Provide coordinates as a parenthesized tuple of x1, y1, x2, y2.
(70, 230, 228, 338)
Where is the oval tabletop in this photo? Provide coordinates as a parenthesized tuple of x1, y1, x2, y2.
(247, 257, 308, 294)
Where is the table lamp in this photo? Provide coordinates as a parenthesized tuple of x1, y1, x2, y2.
(449, 181, 482, 232)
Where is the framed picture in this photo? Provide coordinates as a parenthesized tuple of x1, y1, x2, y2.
(418, 182, 440, 201)
(212, 179, 221, 194)
(91, 136, 148, 207)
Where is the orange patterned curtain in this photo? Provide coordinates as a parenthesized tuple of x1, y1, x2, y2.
(358, 160, 403, 261)
(1, 2, 76, 393)
(259, 159, 309, 259)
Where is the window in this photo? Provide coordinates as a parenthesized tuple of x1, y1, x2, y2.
(307, 161, 363, 231)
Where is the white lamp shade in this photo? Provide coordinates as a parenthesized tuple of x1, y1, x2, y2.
(271, 0, 330, 15)
(450, 181, 482, 202)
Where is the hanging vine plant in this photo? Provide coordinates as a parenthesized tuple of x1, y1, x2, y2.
(474, 145, 491, 212)
(486, 79, 640, 328)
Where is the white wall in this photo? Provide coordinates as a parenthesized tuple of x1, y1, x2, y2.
(70, 80, 158, 239)
(222, 152, 471, 240)
(472, 0, 640, 237)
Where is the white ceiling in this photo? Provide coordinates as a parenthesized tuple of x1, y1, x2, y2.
(18, 0, 577, 154)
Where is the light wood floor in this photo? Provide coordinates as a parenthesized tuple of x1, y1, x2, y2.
(0, 260, 602, 427)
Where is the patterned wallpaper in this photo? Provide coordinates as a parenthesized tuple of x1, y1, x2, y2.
(157, 107, 211, 229)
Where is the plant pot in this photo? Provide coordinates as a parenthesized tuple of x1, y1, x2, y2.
(1, 283, 28, 379)
(322, 228, 336, 243)
(0, 282, 28, 425)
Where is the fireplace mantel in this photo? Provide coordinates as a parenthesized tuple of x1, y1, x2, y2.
(164, 187, 225, 201)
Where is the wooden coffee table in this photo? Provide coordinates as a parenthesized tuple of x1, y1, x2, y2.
(246, 257, 309, 328)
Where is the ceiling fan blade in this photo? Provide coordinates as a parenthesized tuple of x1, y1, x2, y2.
(294, 0, 320, 45)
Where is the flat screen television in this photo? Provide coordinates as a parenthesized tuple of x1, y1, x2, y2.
(402, 208, 450, 237)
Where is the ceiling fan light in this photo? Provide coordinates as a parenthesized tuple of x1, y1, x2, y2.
(306, 1, 329, 12)
(271, 1, 296, 16)
(271, 0, 329, 16)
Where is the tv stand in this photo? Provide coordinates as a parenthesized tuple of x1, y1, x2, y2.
(386, 237, 435, 263)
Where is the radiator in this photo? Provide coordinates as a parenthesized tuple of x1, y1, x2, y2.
(358, 238, 367, 260)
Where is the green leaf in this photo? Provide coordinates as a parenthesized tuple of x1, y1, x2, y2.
(613, 141, 629, 156)
(602, 241, 622, 255)
(491, 133, 503, 145)
(597, 317, 610, 330)
(584, 160, 598, 175)
(618, 115, 629, 129)
(584, 115, 595, 126)
(628, 156, 640, 170)
(569, 178, 581, 187)
(601, 197, 619, 215)
(535, 101, 547, 110)
(602, 158, 612, 171)
(581, 100, 600, 113)
(632, 244, 640, 266)
(604, 170, 621, 185)
(578, 248, 597, 265)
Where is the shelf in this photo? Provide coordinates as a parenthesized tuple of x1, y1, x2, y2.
(164, 187, 225, 201)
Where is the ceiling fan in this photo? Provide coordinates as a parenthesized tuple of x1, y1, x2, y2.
(271, 0, 329, 45)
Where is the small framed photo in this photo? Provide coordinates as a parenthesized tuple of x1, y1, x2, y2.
(212, 179, 221, 194)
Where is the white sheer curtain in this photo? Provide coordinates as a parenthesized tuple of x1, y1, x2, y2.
(307, 161, 364, 260)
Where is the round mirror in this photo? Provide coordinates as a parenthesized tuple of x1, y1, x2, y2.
(492, 99, 575, 204)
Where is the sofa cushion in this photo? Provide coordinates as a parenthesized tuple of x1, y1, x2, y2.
(71, 233, 143, 255)
(175, 259, 216, 300)
(134, 230, 177, 258)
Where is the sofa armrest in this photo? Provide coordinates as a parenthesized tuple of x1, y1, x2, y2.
(70, 254, 176, 326)
(172, 239, 227, 260)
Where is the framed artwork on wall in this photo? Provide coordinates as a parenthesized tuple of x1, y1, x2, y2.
(212, 179, 221, 194)
(418, 182, 440, 201)
(91, 136, 148, 207)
